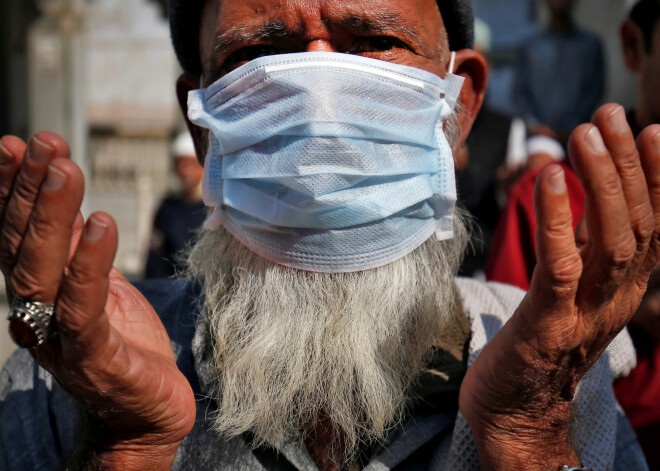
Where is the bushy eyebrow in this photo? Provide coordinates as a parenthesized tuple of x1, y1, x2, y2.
(205, 21, 288, 74)
(335, 13, 423, 47)
(205, 11, 428, 72)
(212, 21, 289, 58)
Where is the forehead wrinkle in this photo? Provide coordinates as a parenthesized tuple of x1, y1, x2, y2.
(335, 13, 419, 38)
(203, 4, 442, 73)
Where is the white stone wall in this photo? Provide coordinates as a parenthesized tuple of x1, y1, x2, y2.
(85, 0, 179, 128)
(83, 0, 182, 278)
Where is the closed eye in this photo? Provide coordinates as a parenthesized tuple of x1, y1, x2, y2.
(348, 36, 412, 55)
(224, 45, 286, 71)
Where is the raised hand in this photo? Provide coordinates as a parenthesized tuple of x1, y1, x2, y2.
(459, 104, 660, 470)
(0, 132, 195, 469)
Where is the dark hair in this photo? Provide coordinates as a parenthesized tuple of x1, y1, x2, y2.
(630, 0, 660, 52)
(169, 0, 474, 75)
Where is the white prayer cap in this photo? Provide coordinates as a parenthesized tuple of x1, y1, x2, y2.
(172, 132, 197, 159)
(527, 136, 565, 161)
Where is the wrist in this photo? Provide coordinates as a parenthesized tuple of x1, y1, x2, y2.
(67, 433, 182, 471)
(66, 442, 180, 471)
(464, 404, 579, 471)
(66, 412, 184, 470)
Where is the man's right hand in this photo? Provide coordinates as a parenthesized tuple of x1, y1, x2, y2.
(0, 132, 196, 470)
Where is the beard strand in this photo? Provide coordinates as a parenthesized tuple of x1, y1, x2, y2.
(184, 209, 469, 464)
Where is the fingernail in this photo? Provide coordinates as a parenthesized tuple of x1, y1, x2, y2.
(43, 165, 67, 192)
(607, 106, 629, 134)
(654, 132, 660, 155)
(585, 127, 607, 154)
(27, 137, 54, 165)
(85, 216, 107, 242)
(0, 141, 14, 166)
(548, 166, 567, 194)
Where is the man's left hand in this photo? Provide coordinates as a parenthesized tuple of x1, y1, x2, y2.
(460, 103, 660, 470)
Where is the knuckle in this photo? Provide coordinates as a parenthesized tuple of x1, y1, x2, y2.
(598, 173, 623, 200)
(0, 184, 13, 203)
(12, 178, 40, 208)
(633, 209, 656, 243)
(9, 266, 55, 300)
(56, 301, 92, 336)
(0, 231, 21, 270)
(615, 146, 641, 173)
(28, 211, 61, 242)
(543, 214, 573, 238)
(649, 176, 660, 199)
(66, 262, 100, 289)
(649, 231, 660, 259)
(604, 234, 637, 267)
(545, 251, 583, 285)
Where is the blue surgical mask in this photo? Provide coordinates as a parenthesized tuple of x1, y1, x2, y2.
(188, 52, 463, 273)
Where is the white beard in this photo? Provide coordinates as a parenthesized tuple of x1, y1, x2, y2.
(185, 210, 469, 462)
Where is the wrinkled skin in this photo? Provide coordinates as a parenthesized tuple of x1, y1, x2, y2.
(2, 0, 660, 469)
(0, 133, 196, 469)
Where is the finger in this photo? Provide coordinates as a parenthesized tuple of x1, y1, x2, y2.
(636, 125, 660, 279)
(9, 159, 84, 303)
(530, 165, 582, 308)
(68, 212, 85, 265)
(0, 132, 71, 277)
(55, 212, 118, 359)
(568, 124, 636, 301)
(0, 136, 27, 225)
(0, 137, 27, 276)
(592, 105, 654, 268)
(575, 215, 589, 250)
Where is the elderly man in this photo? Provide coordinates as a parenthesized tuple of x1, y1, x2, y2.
(0, 1, 658, 470)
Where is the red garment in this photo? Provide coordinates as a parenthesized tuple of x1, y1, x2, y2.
(485, 162, 585, 291)
(485, 162, 660, 468)
(614, 331, 660, 470)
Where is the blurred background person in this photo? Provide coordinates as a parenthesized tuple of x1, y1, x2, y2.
(145, 132, 205, 279)
(620, 0, 660, 134)
(487, 1, 660, 466)
(515, 0, 605, 144)
(473, 0, 539, 115)
(457, 18, 564, 278)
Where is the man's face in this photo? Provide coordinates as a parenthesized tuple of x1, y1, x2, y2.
(198, 0, 451, 86)
(174, 156, 204, 192)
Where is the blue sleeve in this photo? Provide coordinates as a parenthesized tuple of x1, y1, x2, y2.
(614, 403, 650, 470)
(0, 350, 79, 471)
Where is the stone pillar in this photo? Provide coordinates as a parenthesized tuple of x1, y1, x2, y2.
(27, 0, 89, 210)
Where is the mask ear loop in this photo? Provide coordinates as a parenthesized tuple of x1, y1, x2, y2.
(433, 50, 458, 242)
